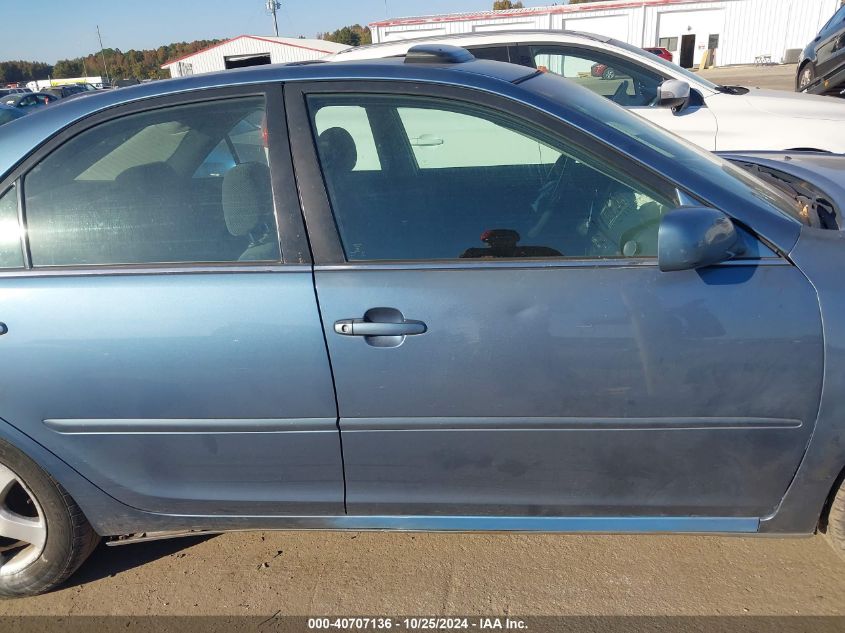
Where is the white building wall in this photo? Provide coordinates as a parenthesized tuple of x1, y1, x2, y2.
(164, 37, 346, 77)
(371, 0, 840, 67)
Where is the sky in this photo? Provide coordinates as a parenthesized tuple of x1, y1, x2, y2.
(0, 0, 523, 64)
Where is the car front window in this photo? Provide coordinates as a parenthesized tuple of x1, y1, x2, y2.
(523, 71, 806, 225)
(607, 38, 722, 92)
(308, 93, 675, 262)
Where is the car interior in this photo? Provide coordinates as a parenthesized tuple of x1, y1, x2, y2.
(22, 97, 279, 266)
(310, 96, 672, 261)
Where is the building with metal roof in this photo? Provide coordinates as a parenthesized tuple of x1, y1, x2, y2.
(162, 35, 348, 78)
(369, 0, 840, 68)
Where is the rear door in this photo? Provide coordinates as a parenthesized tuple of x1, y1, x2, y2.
(817, 6, 845, 78)
(518, 43, 719, 151)
(0, 85, 344, 516)
(288, 81, 822, 523)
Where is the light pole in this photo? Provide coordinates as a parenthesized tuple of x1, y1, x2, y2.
(266, 0, 281, 37)
(96, 25, 111, 85)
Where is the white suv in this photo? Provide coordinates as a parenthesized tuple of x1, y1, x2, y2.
(331, 31, 845, 153)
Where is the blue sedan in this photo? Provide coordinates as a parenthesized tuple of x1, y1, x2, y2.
(0, 45, 843, 597)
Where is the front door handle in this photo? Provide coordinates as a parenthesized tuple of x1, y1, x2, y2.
(334, 319, 426, 337)
(334, 308, 427, 348)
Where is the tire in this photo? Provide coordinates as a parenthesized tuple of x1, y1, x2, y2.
(603, 68, 617, 81)
(797, 62, 815, 91)
(0, 439, 99, 598)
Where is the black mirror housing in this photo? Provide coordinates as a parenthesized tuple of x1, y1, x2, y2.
(658, 207, 746, 272)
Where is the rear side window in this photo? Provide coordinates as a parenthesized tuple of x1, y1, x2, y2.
(24, 96, 281, 266)
(0, 186, 23, 268)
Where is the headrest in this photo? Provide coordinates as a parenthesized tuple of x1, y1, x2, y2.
(318, 127, 358, 173)
(223, 162, 274, 237)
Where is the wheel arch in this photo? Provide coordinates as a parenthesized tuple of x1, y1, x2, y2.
(820, 463, 845, 533)
(0, 417, 131, 536)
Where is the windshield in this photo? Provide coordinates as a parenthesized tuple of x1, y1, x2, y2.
(607, 38, 722, 92)
(522, 71, 805, 225)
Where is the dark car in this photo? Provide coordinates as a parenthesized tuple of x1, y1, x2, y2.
(0, 92, 57, 111)
(798, 4, 845, 93)
(0, 104, 26, 126)
(644, 47, 673, 62)
(4, 44, 845, 598)
(112, 78, 141, 88)
(42, 85, 87, 100)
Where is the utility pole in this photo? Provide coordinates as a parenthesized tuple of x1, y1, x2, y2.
(97, 25, 111, 84)
(266, 0, 281, 37)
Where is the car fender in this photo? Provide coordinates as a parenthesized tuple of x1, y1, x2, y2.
(761, 227, 845, 533)
(0, 415, 137, 536)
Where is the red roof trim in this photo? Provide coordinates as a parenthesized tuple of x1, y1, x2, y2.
(244, 35, 339, 54)
(369, 0, 714, 28)
(162, 35, 337, 67)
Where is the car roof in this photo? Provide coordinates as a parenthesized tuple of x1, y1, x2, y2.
(0, 56, 537, 179)
(331, 30, 612, 59)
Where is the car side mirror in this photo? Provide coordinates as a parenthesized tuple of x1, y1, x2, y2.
(658, 79, 691, 113)
(658, 207, 746, 272)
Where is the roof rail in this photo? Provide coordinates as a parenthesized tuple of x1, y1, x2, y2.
(405, 44, 475, 64)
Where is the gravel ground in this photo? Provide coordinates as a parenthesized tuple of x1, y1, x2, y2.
(1, 530, 844, 616)
(696, 64, 798, 91)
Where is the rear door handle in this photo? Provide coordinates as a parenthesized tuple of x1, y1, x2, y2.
(334, 319, 426, 337)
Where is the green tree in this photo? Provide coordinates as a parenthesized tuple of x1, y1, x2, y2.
(319, 24, 372, 47)
(45, 39, 223, 82)
(567, 0, 602, 4)
(0, 61, 53, 83)
(493, 1, 524, 9)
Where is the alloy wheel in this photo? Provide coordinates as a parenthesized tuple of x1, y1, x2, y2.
(0, 463, 46, 576)
(799, 66, 814, 90)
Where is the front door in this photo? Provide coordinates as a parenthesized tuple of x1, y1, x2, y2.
(0, 87, 344, 515)
(680, 34, 696, 68)
(288, 83, 823, 521)
(520, 43, 718, 150)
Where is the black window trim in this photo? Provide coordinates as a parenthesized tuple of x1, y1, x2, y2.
(286, 80, 692, 267)
(0, 82, 311, 273)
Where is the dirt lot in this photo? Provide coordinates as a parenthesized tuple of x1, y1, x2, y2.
(1, 529, 845, 617)
(696, 63, 798, 91)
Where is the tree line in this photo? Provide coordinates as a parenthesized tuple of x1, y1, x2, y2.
(0, 40, 221, 84)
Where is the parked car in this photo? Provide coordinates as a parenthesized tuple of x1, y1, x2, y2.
(0, 88, 28, 97)
(42, 85, 87, 100)
(798, 4, 845, 94)
(0, 104, 26, 126)
(644, 46, 673, 62)
(590, 62, 617, 80)
(331, 31, 845, 152)
(112, 78, 141, 88)
(2, 44, 845, 598)
(0, 92, 57, 111)
(720, 151, 845, 229)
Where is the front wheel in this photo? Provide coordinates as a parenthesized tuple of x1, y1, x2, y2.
(0, 439, 99, 598)
(797, 62, 815, 91)
(602, 68, 617, 81)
